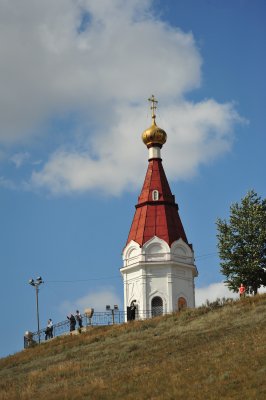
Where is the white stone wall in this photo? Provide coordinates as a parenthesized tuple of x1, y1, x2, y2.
(121, 236, 198, 319)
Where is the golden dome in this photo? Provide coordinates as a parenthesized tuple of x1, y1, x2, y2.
(142, 95, 167, 148)
(142, 119, 167, 148)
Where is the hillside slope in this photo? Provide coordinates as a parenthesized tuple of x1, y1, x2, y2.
(0, 295, 265, 400)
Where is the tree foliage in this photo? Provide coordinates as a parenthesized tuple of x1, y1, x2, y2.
(216, 190, 266, 294)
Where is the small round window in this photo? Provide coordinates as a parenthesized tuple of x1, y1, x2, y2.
(152, 190, 159, 201)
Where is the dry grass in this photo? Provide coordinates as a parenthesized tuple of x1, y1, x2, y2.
(0, 294, 265, 400)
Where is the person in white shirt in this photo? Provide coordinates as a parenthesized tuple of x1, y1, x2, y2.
(45, 318, 53, 340)
(75, 310, 83, 328)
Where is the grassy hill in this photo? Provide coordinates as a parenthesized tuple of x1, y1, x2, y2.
(0, 294, 265, 400)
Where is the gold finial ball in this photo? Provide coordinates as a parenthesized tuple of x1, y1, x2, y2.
(142, 121, 167, 148)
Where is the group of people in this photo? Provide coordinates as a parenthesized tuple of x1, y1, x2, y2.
(44, 310, 83, 340)
(43, 287, 247, 342)
(44, 286, 246, 340)
(67, 310, 83, 332)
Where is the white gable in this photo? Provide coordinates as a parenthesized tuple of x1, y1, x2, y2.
(170, 238, 194, 264)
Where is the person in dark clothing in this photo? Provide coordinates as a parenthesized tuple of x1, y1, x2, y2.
(75, 310, 83, 328)
(130, 300, 137, 321)
(67, 314, 76, 332)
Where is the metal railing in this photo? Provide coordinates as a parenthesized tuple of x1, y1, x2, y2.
(24, 309, 154, 348)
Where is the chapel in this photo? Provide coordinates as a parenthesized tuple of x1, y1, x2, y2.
(120, 96, 198, 319)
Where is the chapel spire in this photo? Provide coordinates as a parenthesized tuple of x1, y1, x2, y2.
(126, 96, 189, 247)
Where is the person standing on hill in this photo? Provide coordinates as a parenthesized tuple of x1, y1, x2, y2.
(239, 283, 246, 298)
(130, 300, 137, 321)
(67, 314, 76, 332)
(45, 319, 53, 340)
(75, 310, 83, 329)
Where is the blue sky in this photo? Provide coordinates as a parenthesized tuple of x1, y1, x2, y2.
(0, 0, 265, 358)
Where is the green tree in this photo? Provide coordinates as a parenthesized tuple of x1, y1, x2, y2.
(216, 190, 266, 295)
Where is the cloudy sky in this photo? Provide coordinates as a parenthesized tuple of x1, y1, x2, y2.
(0, 0, 265, 357)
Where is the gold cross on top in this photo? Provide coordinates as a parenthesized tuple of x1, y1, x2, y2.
(148, 95, 158, 121)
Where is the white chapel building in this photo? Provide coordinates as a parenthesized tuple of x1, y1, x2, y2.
(120, 96, 198, 319)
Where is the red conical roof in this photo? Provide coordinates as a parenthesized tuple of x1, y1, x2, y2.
(126, 157, 189, 247)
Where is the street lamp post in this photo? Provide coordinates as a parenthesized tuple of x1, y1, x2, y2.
(29, 276, 43, 343)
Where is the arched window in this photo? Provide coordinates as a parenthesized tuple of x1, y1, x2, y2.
(152, 296, 163, 317)
(177, 297, 187, 311)
(152, 190, 159, 201)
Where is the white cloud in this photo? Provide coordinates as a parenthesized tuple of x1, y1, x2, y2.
(195, 282, 238, 306)
(10, 152, 30, 168)
(31, 100, 244, 195)
(164, 100, 244, 178)
(0, 0, 200, 144)
(0, 0, 244, 195)
(195, 282, 266, 306)
(59, 287, 122, 314)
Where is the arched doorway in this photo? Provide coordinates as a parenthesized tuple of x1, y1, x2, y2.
(177, 297, 187, 311)
(152, 296, 163, 317)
